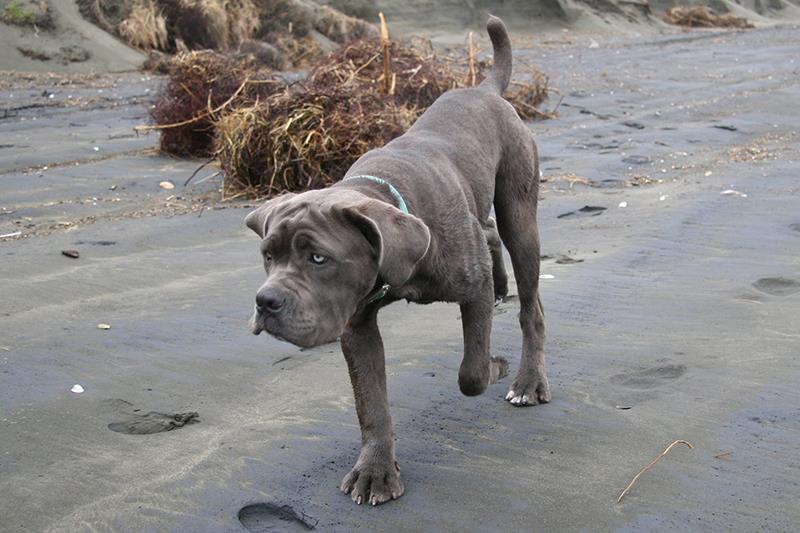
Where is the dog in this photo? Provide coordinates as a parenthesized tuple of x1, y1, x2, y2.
(245, 16, 549, 506)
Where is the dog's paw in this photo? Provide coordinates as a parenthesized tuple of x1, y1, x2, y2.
(505, 370, 551, 406)
(340, 460, 404, 506)
(490, 356, 509, 383)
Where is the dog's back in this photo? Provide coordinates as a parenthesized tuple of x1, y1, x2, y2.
(348, 17, 534, 227)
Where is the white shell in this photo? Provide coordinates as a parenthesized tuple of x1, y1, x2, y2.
(71, 384, 84, 394)
(721, 189, 747, 198)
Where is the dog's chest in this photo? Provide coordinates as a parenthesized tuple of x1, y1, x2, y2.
(398, 255, 490, 305)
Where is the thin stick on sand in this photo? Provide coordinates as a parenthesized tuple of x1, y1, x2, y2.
(466, 31, 476, 86)
(617, 440, 693, 503)
(378, 12, 392, 95)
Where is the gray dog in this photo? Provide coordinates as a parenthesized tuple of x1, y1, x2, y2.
(245, 16, 549, 506)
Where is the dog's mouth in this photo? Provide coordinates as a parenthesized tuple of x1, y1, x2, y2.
(250, 307, 337, 348)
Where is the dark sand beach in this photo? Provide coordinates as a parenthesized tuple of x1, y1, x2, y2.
(1, 22, 800, 532)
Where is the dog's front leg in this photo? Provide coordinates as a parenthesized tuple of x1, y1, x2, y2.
(339, 307, 404, 506)
(458, 279, 509, 396)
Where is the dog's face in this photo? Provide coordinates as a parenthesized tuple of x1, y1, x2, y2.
(246, 189, 430, 348)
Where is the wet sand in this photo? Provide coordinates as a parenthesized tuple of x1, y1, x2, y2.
(1, 26, 799, 532)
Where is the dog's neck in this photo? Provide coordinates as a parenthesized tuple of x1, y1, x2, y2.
(339, 174, 409, 214)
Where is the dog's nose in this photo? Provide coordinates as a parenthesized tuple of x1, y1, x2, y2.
(256, 288, 286, 314)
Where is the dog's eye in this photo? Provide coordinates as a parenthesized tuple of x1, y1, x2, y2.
(264, 253, 272, 262)
(310, 253, 328, 265)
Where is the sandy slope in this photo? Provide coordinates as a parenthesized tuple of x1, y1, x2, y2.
(0, 0, 143, 73)
(1, 25, 799, 532)
(2, 0, 800, 73)
(371, 0, 800, 41)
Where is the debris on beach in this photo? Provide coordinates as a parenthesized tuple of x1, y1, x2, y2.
(557, 205, 607, 219)
(663, 6, 753, 28)
(70, 384, 85, 393)
(555, 255, 583, 264)
(142, 14, 555, 197)
(617, 439, 693, 503)
(159, 180, 175, 190)
(141, 51, 282, 156)
(720, 189, 748, 197)
(61, 250, 80, 258)
(97, 323, 111, 330)
(214, 33, 463, 197)
(618, 201, 628, 208)
(108, 410, 199, 434)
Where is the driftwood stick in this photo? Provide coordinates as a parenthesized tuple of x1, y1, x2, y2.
(617, 440, 693, 503)
(466, 31, 476, 86)
(378, 12, 392, 95)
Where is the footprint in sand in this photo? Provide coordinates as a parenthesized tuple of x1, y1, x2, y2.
(752, 277, 800, 297)
(108, 408, 199, 435)
(239, 503, 317, 532)
(611, 364, 686, 389)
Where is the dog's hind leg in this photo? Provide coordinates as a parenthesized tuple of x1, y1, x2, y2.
(483, 217, 509, 301)
(494, 133, 551, 406)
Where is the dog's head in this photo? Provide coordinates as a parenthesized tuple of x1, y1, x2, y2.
(245, 188, 430, 347)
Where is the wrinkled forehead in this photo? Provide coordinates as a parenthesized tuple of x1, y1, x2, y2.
(263, 192, 365, 254)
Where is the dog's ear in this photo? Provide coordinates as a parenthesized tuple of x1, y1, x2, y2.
(245, 193, 296, 238)
(343, 200, 431, 287)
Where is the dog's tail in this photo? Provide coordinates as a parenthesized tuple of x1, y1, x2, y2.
(479, 15, 512, 95)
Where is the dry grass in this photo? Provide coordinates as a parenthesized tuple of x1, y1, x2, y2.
(118, 0, 168, 51)
(216, 93, 416, 198)
(147, 51, 282, 156)
(663, 6, 753, 28)
(267, 32, 324, 68)
(507, 68, 554, 120)
(309, 38, 465, 108)
(314, 4, 375, 43)
(226, 0, 261, 47)
(214, 37, 463, 196)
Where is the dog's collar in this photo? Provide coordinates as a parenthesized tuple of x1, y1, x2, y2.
(365, 283, 391, 305)
(343, 175, 409, 214)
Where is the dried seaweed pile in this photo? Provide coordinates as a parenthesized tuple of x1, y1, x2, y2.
(146, 51, 283, 156)
(663, 6, 754, 28)
(146, 35, 555, 197)
(219, 39, 555, 197)
(215, 86, 418, 197)
(310, 38, 465, 109)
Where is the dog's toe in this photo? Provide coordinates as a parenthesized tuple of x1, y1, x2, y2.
(341, 461, 404, 506)
(505, 371, 551, 407)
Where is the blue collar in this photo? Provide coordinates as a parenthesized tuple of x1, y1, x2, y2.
(343, 174, 409, 214)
